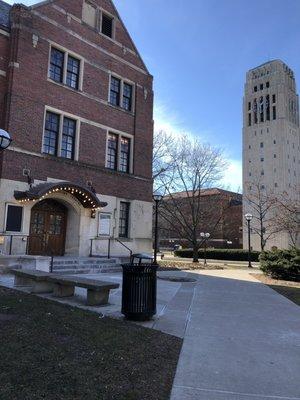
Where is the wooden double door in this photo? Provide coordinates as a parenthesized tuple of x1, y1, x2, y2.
(28, 200, 67, 256)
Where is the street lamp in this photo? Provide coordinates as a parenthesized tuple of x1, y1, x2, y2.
(245, 213, 253, 268)
(153, 193, 163, 265)
(200, 232, 210, 266)
(0, 129, 12, 151)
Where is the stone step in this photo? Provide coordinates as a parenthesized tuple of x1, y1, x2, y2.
(52, 266, 122, 275)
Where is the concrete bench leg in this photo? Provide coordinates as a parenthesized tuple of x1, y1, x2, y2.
(31, 282, 53, 294)
(87, 289, 109, 306)
(14, 276, 34, 287)
(53, 283, 75, 298)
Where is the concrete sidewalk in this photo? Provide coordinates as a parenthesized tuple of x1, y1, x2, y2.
(171, 270, 300, 400)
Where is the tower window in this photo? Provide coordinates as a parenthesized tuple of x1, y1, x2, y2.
(260, 142, 264, 148)
(266, 95, 270, 121)
(259, 97, 264, 122)
(260, 157, 264, 162)
(248, 102, 251, 111)
(253, 99, 258, 123)
(101, 13, 113, 38)
(261, 170, 264, 176)
(254, 86, 257, 92)
(274, 154, 276, 158)
(273, 106, 276, 120)
(248, 113, 251, 126)
(275, 183, 278, 187)
(266, 82, 270, 88)
(272, 94, 276, 103)
(260, 84, 264, 90)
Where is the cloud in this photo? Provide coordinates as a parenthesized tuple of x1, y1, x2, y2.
(221, 159, 243, 192)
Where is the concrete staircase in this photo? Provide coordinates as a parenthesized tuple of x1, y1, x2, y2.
(51, 257, 122, 274)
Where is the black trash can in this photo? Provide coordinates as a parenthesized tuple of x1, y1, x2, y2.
(121, 263, 158, 321)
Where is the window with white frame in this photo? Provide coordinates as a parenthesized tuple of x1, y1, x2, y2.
(5, 205, 23, 232)
(43, 110, 79, 160)
(49, 47, 82, 90)
(109, 75, 134, 112)
(98, 213, 111, 236)
(106, 132, 132, 173)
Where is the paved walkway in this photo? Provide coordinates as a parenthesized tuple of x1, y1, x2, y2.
(171, 270, 300, 400)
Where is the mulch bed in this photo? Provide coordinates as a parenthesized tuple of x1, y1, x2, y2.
(157, 260, 224, 271)
(252, 273, 300, 306)
(0, 286, 182, 400)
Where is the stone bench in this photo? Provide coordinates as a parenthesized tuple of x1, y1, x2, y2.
(11, 269, 120, 306)
(47, 275, 120, 306)
(12, 269, 53, 294)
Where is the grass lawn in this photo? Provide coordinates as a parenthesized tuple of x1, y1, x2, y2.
(0, 286, 182, 400)
(253, 274, 300, 306)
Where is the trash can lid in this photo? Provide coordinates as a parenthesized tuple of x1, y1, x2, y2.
(131, 253, 154, 260)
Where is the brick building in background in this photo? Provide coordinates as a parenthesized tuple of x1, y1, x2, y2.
(159, 189, 243, 250)
(0, 0, 153, 258)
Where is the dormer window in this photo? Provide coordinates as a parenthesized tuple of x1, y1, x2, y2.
(101, 13, 113, 38)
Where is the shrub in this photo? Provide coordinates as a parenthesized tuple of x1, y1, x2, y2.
(260, 248, 300, 281)
(174, 249, 260, 262)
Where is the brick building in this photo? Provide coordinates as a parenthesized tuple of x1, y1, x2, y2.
(0, 0, 153, 258)
(159, 189, 243, 249)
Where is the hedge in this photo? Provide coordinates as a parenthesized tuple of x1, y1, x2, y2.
(260, 248, 300, 281)
(174, 249, 260, 262)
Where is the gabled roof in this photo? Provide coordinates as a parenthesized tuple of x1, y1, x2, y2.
(0, 0, 11, 30)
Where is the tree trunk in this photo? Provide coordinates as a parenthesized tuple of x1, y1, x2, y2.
(192, 244, 199, 263)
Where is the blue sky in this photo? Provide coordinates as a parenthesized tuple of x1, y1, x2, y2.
(5, 0, 300, 190)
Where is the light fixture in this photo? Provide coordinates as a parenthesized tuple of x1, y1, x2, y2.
(245, 213, 253, 222)
(0, 129, 12, 150)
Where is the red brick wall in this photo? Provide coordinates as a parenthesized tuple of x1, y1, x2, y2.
(1, 1, 153, 201)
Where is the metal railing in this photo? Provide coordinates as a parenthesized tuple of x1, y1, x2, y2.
(89, 237, 133, 259)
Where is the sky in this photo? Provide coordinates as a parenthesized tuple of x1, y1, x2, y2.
(5, 0, 300, 191)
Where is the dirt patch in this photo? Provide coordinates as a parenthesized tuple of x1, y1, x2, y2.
(252, 273, 300, 306)
(0, 285, 182, 400)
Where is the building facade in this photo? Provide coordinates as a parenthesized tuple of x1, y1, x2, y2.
(243, 60, 300, 250)
(0, 0, 153, 258)
(159, 189, 243, 250)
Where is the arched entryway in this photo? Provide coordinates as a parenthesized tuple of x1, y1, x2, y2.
(28, 199, 68, 256)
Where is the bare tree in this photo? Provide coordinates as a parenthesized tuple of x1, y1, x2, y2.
(244, 181, 277, 251)
(156, 134, 228, 262)
(272, 189, 300, 247)
(152, 130, 175, 192)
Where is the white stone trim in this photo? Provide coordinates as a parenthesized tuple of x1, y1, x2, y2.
(0, 29, 10, 37)
(105, 130, 134, 174)
(108, 72, 136, 114)
(47, 42, 84, 91)
(4, 203, 24, 234)
(31, 10, 148, 76)
(42, 106, 81, 161)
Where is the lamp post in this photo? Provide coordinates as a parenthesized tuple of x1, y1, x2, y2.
(0, 129, 12, 151)
(245, 213, 253, 268)
(200, 232, 210, 266)
(153, 193, 163, 265)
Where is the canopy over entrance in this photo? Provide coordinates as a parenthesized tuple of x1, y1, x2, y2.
(14, 181, 107, 209)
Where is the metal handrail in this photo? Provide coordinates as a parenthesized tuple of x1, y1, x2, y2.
(90, 237, 111, 259)
(115, 238, 133, 258)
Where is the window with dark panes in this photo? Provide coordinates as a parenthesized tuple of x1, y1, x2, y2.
(266, 95, 270, 120)
(6, 205, 23, 232)
(61, 117, 76, 159)
(273, 106, 276, 120)
(110, 77, 121, 106)
(119, 202, 130, 238)
(123, 83, 133, 111)
(119, 137, 130, 173)
(272, 94, 276, 103)
(66, 56, 80, 90)
(107, 133, 118, 170)
(248, 113, 251, 127)
(101, 13, 113, 38)
(49, 48, 64, 83)
(43, 112, 60, 155)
